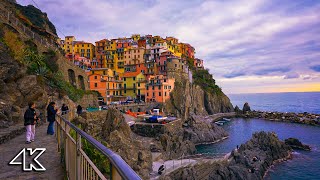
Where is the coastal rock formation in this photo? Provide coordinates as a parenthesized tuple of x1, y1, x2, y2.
(243, 102, 251, 113)
(163, 79, 233, 145)
(285, 138, 311, 151)
(161, 131, 292, 180)
(183, 115, 228, 144)
(73, 109, 152, 179)
(234, 105, 241, 113)
(238, 110, 320, 126)
(165, 79, 234, 120)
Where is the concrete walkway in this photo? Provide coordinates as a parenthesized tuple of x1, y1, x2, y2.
(0, 124, 64, 180)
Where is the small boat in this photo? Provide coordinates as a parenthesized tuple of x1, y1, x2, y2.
(157, 117, 167, 122)
(127, 121, 135, 127)
(222, 118, 231, 121)
(215, 121, 224, 126)
(148, 115, 163, 123)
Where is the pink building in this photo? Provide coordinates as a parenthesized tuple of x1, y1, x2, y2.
(145, 75, 175, 103)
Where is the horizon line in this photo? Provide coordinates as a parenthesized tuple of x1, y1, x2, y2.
(227, 91, 320, 95)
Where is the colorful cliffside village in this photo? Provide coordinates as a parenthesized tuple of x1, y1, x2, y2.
(57, 34, 204, 104)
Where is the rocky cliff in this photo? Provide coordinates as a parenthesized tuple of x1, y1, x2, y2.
(161, 131, 292, 180)
(165, 79, 234, 120)
(73, 109, 152, 179)
(0, 29, 48, 128)
(164, 78, 233, 144)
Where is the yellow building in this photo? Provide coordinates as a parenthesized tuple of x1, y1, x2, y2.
(123, 72, 146, 99)
(131, 34, 140, 41)
(61, 36, 95, 60)
(61, 36, 76, 53)
(74, 42, 95, 60)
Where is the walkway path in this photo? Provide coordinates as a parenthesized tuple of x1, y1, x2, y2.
(0, 124, 64, 180)
(150, 157, 227, 180)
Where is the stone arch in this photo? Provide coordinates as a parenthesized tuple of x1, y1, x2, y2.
(68, 69, 76, 87)
(78, 75, 85, 90)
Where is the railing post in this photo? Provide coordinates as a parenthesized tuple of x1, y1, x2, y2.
(110, 162, 122, 180)
(56, 117, 60, 152)
(76, 132, 81, 180)
(64, 120, 69, 176)
(7, 11, 9, 22)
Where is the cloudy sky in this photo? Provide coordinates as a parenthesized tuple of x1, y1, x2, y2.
(17, 0, 320, 94)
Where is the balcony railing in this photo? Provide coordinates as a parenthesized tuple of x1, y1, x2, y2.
(56, 114, 141, 180)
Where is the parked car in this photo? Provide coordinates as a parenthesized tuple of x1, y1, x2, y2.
(134, 99, 144, 104)
(110, 101, 120, 105)
(121, 101, 128, 105)
(126, 99, 134, 104)
(101, 105, 108, 110)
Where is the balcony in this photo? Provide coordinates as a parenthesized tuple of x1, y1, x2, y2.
(121, 86, 136, 90)
(146, 82, 162, 86)
(136, 79, 146, 83)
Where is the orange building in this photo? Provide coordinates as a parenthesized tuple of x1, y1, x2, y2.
(145, 75, 175, 103)
(87, 68, 125, 104)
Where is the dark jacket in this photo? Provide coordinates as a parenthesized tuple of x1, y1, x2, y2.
(47, 105, 57, 122)
(77, 105, 82, 114)
(24, 108, 36, 126)
(61, 105, 69, 115)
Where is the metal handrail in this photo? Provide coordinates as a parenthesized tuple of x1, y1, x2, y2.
(57, 114, 141, 180)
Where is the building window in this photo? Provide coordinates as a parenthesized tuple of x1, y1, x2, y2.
(147, 92, 149, 96)
(94, 76, 97, 79)
(146, 86, 149, 90)
(159, 92, 161, 96)
(124, 77, 126, 81)
(152, 92, 155, 97)
(124, 90, 126, 93)
(94, 83, 97, 87)
(158, 85, 161, 90)
(165, 92, 167, 96)
(164, 79, 167, 82)
(138, 83, 140, 87)
(133, 77, 136, 81)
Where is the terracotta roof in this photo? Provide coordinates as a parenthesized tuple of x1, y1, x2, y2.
(74, 41, 93, 45)
(123, 71, 141, 77)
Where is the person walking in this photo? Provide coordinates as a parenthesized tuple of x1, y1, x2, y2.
(77, 105, 82, 116)
(61, 103, 69, 115)
(47, 102, 58, 135)
(24, 102, 39, 144)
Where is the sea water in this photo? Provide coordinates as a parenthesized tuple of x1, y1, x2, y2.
(197, 92, 320, 180)
(228, 92, 320, 114)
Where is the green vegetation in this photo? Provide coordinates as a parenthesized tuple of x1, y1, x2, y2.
(193, 69, 222, 94)
(70, 126, 111, 176)
(1, 28, 87, 102)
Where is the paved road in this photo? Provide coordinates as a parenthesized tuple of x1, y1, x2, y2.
(0, 123, 64, 180)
